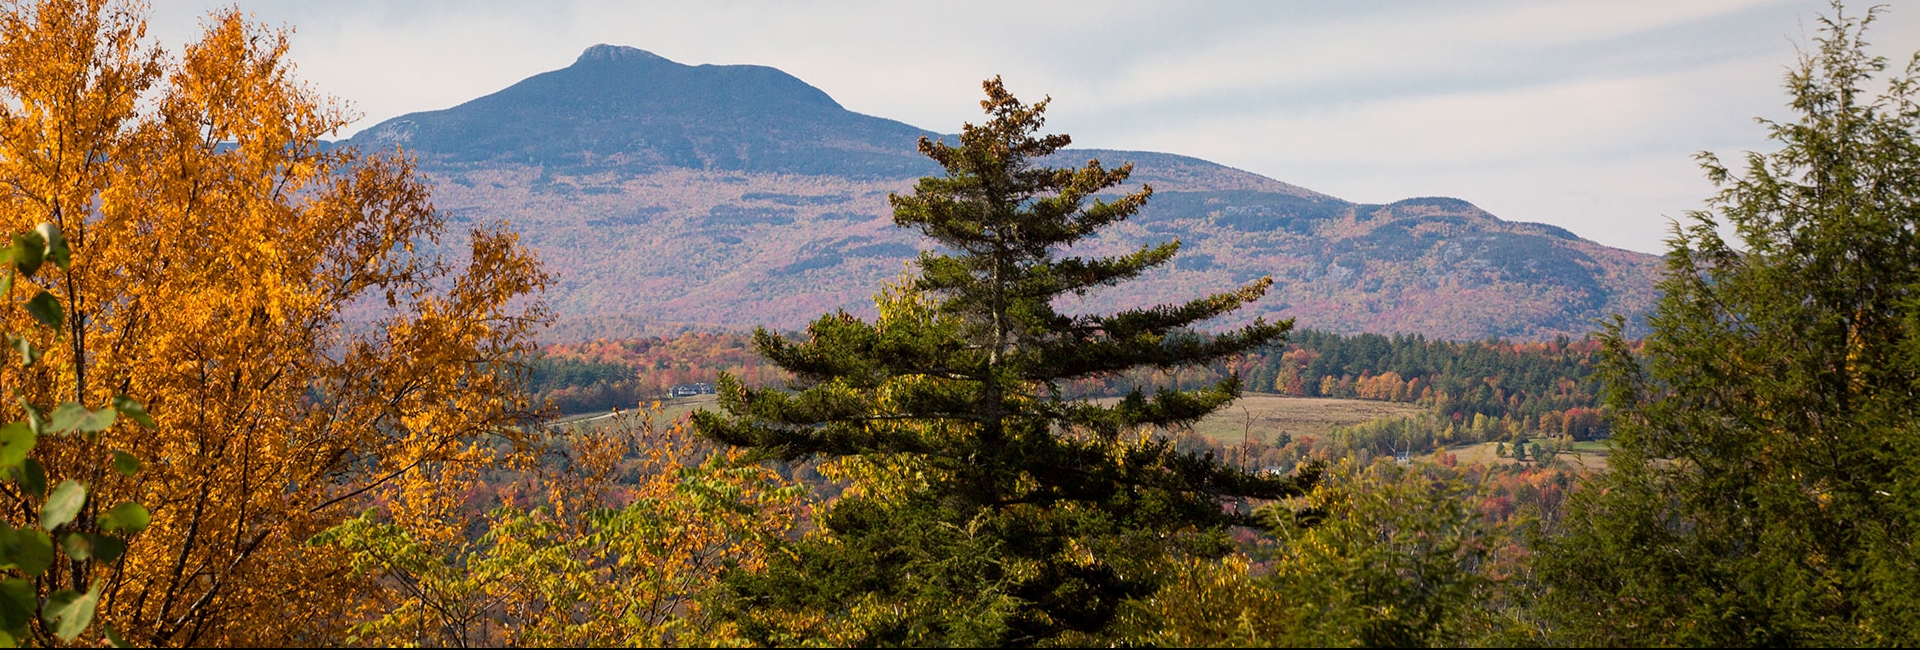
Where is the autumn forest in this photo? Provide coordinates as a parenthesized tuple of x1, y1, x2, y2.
(0, 0, 1917, 647)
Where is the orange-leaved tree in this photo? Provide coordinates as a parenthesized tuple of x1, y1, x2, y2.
(0, 0, 548, 645)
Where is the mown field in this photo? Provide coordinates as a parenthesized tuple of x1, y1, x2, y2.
(1430, 439, 1612, 471)
(1187, 393, 1426, 443)
(550, 394, 721, 430)
(555, 392, 1428, 444)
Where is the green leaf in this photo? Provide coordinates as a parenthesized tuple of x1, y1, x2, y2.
(87, 534, 124, 564)
(56, 532, 123, 564)
(110, 396, 155, 429)
(0, 271, 10, 297)
(39, 480, 84, 530)
(0, 628, 14, 648)
(13, 530, 51, 577)
(48, 402, 112, 435)
(9, 233, 41, 278)
(0, 424, 31, 472)
(34, 223, 66, 271)
(0, 580, 28, 633)
(23, 291, 58, 331)
(82, 407, 119, 434)
(59, 533, 89, 562)
(0, 522, 15, 567)
(99, 502, 148, 534)
(110, 450, 139, 477)
(6, 337, 35, 368)
(41, 583, 100, 642)
(103, 624, 129, 648)
(48, 403, 85, 434)
(16, 401, 42, 436)
(15, 459, 44, 499)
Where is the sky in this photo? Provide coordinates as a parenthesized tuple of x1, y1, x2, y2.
(145, 1, 1920, 254)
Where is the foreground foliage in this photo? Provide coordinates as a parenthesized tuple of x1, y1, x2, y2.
(1539, 6, 1920, 645)
(0, 0, 548, 643)
(0, 223, 152, 646)
(1120, 459, 1545, 648)
(317, 408, 806, 646)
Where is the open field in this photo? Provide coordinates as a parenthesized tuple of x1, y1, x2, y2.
(1189, 393, 1426, 444)
(1431, 440, 1612, 471)
(552, 393, 1424, 444)
(550, 394, 720, 430)
(546, 393, 1624, 472)
(1564, 440, 1611, 454)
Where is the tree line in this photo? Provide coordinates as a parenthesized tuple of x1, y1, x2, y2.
(533, 326, 1612, 455)
(528, 333, 789, 413)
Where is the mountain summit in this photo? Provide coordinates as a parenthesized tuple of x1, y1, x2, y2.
(345, 46, 1658, 342)
(574, 43, 669, 64)
(353, 45, 937, 177)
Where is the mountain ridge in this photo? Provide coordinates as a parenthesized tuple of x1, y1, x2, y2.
(344, 45, 1659, 342)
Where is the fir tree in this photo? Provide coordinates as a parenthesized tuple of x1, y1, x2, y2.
(696, 78, 1313, 645)
(1539, 5, 1920, 645)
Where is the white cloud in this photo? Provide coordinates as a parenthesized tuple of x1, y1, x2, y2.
(1084, 0, 1775, 106)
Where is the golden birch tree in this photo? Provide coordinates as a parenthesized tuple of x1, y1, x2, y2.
(0, 0, 549, 644)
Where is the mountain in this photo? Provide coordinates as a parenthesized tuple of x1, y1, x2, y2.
(345, 45, 1659, 342)
(355, 44, 937, 178)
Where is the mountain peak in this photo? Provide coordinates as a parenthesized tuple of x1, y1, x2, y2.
(350, 43, 936, 177)
(574, 44, 669, 66)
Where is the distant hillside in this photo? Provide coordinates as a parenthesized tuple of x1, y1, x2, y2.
(345, 45, 1659, 342)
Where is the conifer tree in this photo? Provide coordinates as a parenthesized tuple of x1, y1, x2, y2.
(696, 78, 1312, 645)
(1539, 5, 1920, 645)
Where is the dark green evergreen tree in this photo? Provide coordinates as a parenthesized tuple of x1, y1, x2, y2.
(696, 78, 1312, 645)
(1538, 5, 1920, 645)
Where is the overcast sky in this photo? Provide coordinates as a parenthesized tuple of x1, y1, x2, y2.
(146, 1, 1920, 254)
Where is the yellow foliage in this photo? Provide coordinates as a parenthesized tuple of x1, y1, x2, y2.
(317, 407, 808, 647)
(1115, 460, 1529, 647)
(1354, 371, 1408, 402)
(1112, 555, 1298, 648)
(0, 0, 548, 644)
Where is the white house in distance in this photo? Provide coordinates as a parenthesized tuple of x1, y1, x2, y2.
(670, 382, 717, 398)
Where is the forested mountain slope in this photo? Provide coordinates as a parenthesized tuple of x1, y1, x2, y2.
(345, 45, 1658, 341)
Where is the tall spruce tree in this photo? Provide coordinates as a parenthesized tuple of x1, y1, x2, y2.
(695, 78, 1312, 645)
(1538, 5, 1920, 645)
